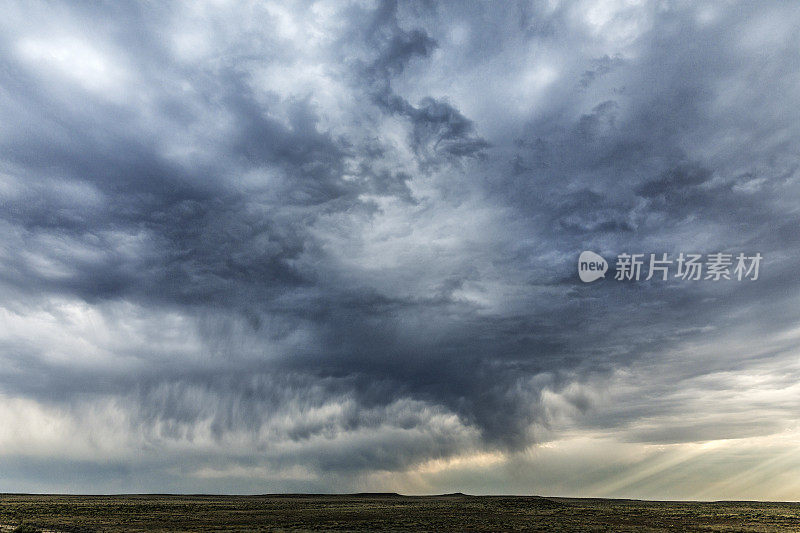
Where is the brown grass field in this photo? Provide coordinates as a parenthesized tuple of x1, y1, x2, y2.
(1, 493, 799, 532)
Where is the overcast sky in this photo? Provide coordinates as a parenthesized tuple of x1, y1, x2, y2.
(1, 0, 800, 499)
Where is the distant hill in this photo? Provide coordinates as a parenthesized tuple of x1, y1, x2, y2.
(351, 492, 403, 497)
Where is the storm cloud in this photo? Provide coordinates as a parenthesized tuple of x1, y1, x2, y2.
(1, 1, 800, 498)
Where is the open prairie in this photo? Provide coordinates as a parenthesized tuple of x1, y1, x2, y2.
(1, 493, 799, 532)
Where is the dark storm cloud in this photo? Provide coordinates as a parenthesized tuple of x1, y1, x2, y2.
(364, 2, 488, 163)
(1, 0, 800, 492)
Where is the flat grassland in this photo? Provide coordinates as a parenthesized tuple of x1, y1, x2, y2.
(1, 493, 799, 532)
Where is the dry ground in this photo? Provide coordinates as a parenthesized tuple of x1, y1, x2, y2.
(1, 493, 799, 532)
